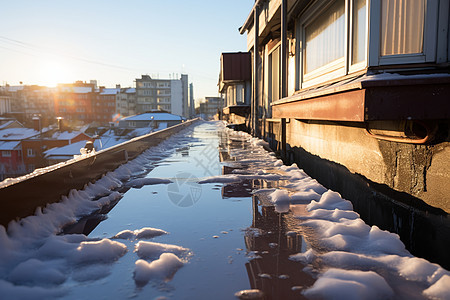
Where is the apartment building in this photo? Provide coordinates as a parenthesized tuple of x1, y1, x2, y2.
(231, 0, 450, 214)
(135, 74, 190, 118)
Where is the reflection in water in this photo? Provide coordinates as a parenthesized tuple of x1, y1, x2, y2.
(218, 134, 315, 299)
(243, 194, 315, 300)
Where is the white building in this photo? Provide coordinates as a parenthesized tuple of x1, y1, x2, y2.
(135, 74, 190, 118)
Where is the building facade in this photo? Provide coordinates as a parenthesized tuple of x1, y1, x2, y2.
(135, 75, 190, 118)
(235, 0, 450, 215)
(219, 52, 252, 125)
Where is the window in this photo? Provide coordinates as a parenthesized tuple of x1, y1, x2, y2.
(1, 150, 11, 157)
(27, 148, 36, 157)
(371, 0, 438, 65)
(269, 45, 281, 103)
(352, 0, 367, 64)
(380, 0, 424, 56)
(304, 0, 345, 74)
(128, 121, 136, 128)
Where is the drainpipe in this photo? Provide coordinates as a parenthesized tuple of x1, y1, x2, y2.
(252, 4, 260, 137)
(281, 0, 288, 159)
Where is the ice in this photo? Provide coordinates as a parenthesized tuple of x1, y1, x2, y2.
(112, 227, 168, 240)
(126, 177, 173, 188)
(303, 269, 394, 300)
(133, 253, 184, 285)
(135, 241, 190, 259)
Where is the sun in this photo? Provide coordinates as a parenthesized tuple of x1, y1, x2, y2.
(38, 57, 71, 87)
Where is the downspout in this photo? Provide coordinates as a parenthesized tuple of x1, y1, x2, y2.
(253, 4, 260, 137)
(280, 0, 288, 159)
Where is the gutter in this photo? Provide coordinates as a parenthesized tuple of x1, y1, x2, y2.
(239, 0, 264, 35)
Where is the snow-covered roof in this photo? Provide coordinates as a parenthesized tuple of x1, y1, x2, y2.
(51, 131, 86, 141)
(122, 112, 182, 122)
(100, 88, 120, 95)
(0, 120, 21, 130)
(58, 87, 93, 94)
(44, 140, 91, 158)
(126, 88, 136, 94)
(0, 128, 41, 140)
(5, 86, 24, 92)
(0, 141, 21, 151)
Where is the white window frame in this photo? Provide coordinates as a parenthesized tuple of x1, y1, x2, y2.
(297, 0, 361, 89)
(1, 150, 11, 157)
(27, 148, 36, 157)
(368, 0, 439, 66)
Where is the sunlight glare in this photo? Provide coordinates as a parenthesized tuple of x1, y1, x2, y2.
(38, 57, 71, 87)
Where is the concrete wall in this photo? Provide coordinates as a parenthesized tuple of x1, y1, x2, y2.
(170, 80, 183, 116)
(284, 119, 450, 213)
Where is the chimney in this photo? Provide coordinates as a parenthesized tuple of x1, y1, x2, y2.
(57, 117, 64, 132)
(32, 115, 41, 132)
(116, 84, 121, 89)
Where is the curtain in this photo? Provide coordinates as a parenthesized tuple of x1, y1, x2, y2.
(305, 0, 345, 73)
(352, 0, 367, 64)
(381, 0, 425, 56)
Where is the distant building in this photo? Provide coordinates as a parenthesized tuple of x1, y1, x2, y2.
(54, 81, 97, 125)
(189, 83, 195, 118)
(118, 111, 184, 130)
(198, 97, 224, 119)
(0, 127, 46, 179)
(94, 87, 120, 125)
(116, 87, 136, 117)
(218, 52, 252, 125)
(135, 74, 190, 118)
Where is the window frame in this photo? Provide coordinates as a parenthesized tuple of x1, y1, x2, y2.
(27, 148, 36, 157)
(1, 150, 11, 157)
(368, 0, 438, 66)
(296, 0, 358, 89)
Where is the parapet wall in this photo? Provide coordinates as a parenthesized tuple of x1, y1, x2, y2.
(0, 119, 200, 227)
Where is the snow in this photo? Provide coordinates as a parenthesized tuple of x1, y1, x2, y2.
(112, 227, 168, 240)
(122, 112, 183, 122)
(219, 122, 450, 299)
(125, 177, 173, 188)
(0, 121, 448, 298)
(135, 241, 190, 260)
(0, 127, 41, 140)
(423, 275, 450, 299)
(99, 88, 120, 95)
(234, 289, 265, 299)
(58, 86, 92, 94)
(0, 127, 195, 295)
(0, 140, 21, 150)
(51, 131, 86, 141)
(302, 269, 394, 300)
(134, 253, 184, 284)
(44, 140, 91, 158)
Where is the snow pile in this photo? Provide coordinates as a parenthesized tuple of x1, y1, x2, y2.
(112, 227, 168, 240)
(134, 253, 185, 285)
(135, 241, 191, 260)
(221, 123, 450, 299)
(0, 125, 197, 297)
(125, 177, 173, 188)
(302, 269, 394, 300)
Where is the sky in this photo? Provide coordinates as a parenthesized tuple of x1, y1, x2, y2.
(0, 0, 254, 102)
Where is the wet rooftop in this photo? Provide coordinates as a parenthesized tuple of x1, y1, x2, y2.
(0, 121, 449, 299)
